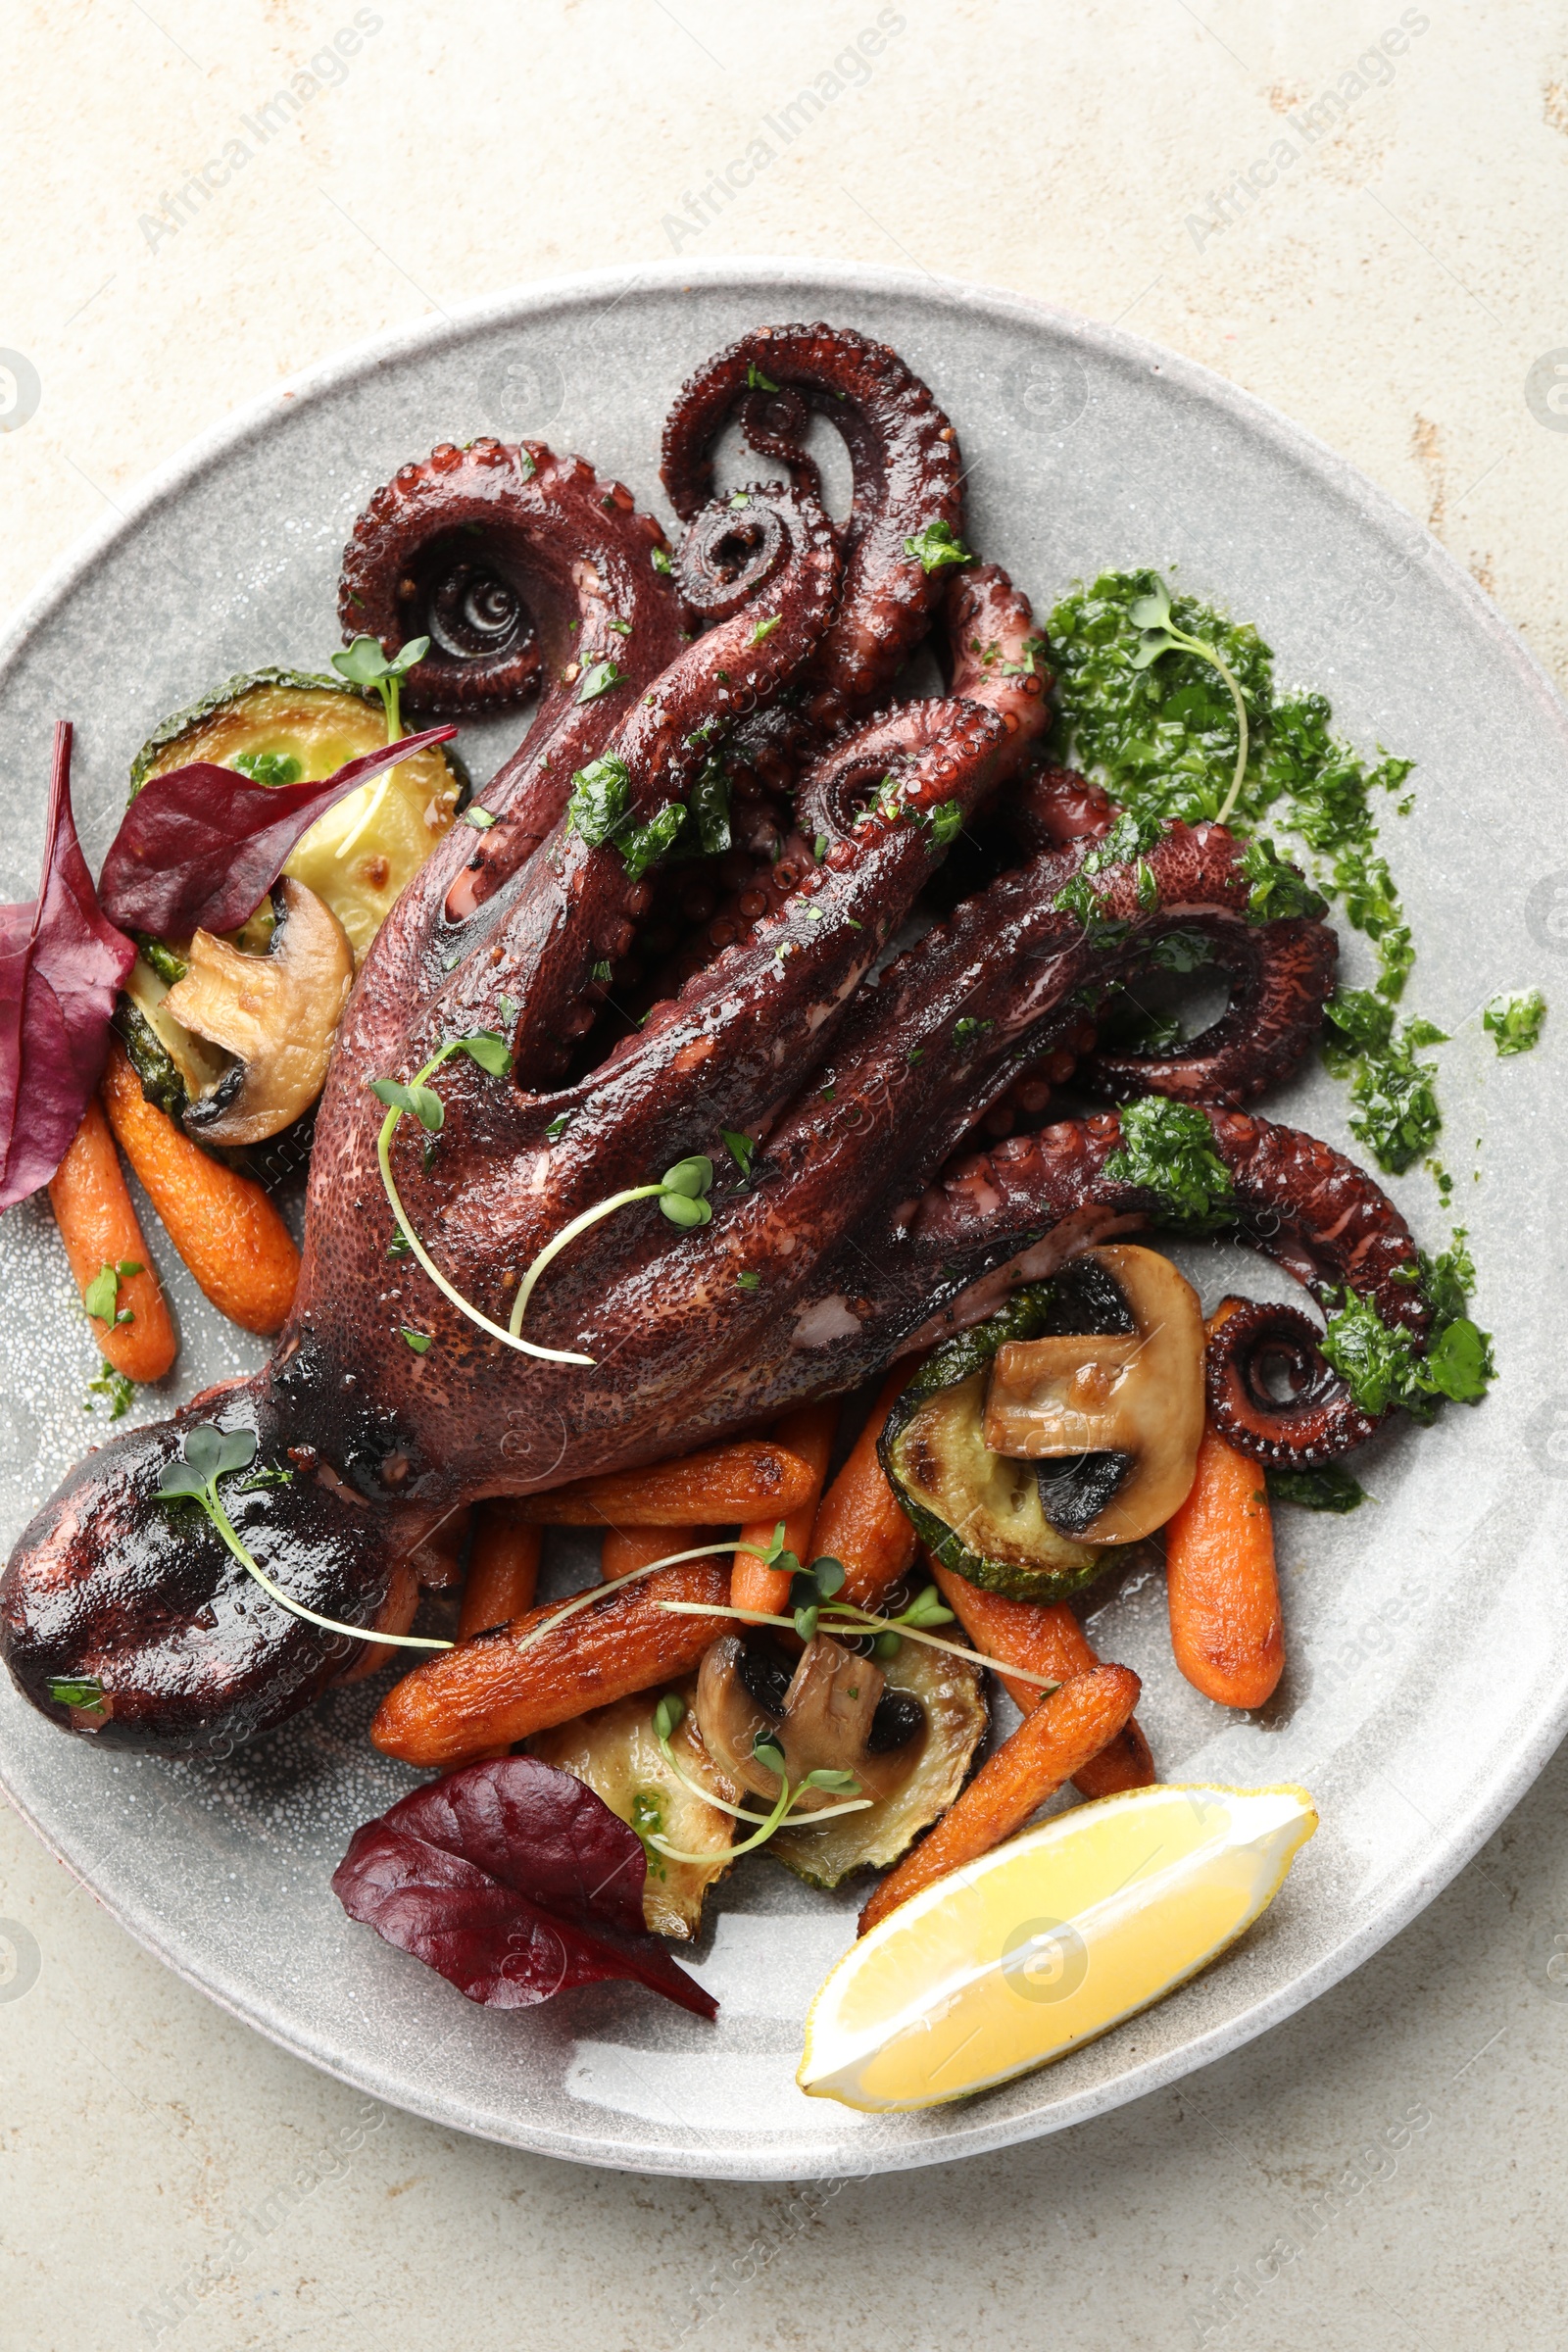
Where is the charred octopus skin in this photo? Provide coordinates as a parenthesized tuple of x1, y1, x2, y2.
(1, 326, 1413, 1756)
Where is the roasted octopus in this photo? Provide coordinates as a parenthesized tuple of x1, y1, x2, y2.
(1, 323, 1428, 1755)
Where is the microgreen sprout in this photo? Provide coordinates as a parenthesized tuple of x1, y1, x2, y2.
(1127, 576, 1250, 824)
(329, 632, 433, 858)
(505, 1155, 715, 1352)
(655, 1559, 1062, 1691)
(370, 1033, 600, 1367)
(646, 1677, 872, 1865)
(156, 1423, 453, 1651)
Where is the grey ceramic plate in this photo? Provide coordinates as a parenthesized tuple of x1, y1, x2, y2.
(1, 259, 1564, 2181)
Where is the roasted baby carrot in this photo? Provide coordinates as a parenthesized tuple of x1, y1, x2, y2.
(733, 1400, 838, 1618)
(459, 1502, 541, 1641)
(510, 1439, 817, 1528)
(100, 1040, 300, 1336)
(1163, 1423, 1284, 1709)
(371, 1557, 732, 1767)
(929, 1560, 1155, 1797)
(47, 1098, 176, 1382)
(858, 1663, 1142, 1936)
(809, 1364, 918, 1609)
(335, 1561, 420, 1685)
(600, 1522, 710, 1581)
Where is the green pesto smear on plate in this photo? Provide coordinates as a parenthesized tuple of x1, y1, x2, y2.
(1045, 570, 1546, 1183)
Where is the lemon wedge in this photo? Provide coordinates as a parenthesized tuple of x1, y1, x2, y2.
(798, 1782, 1316, 2112)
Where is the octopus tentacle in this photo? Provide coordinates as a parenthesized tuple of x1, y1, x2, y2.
(945, 564, 1054, 782)
(1010, 763, 1115, 852)
(661, 322, 963, 725)
(335, 440, 688, 939)
(881, 1104, 1425, 1463)
(408, 481, 841, 1085)
(1082, 912, 1339, 1106)
(337, 437, 679, 716)
(1204, 1299, 1379, 1466)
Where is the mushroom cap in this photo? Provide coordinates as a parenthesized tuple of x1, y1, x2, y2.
(163, 876, 356, 1145)
(695, 1632, 919, 1811)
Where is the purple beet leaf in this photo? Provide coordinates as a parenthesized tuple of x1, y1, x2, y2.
(0, 723, 136, 1210)
(331, 1755, 718, 2021)
(97, 723, 457, 939)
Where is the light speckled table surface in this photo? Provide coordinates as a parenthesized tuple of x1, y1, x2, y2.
(4, 5, 1568, 2345)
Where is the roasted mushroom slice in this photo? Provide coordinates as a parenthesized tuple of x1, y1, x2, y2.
(984, 1245, 1206, 1545)
(697, 1632, 916, 1812)
(770, 1637, 988, 1891)
(693, 1632, 988, 1891)
(530, 1678, 736, 1939)
(880, 1285, 1104, 1603)
(162, 877, 355, 1146)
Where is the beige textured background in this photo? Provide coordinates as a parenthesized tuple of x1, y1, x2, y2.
(5, 4, 1568, 2346)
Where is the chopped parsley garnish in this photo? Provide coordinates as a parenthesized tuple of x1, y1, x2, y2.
(1483, 988, 1546, 1056)
(723, 1129, 758, 1179)
(460, 804, 497, 829)
(386, 1224, 414, 1258)
(1321, 1230, 1493, 1420)
(590, 959, 612, 984)
(1103, 1097, 1234, 1224)
(736, 1269, 761, 1293)
(610, 617, 633, 637)
(746, 362, 779, 391)
(401, 1327, 433, 1354)
(652, 545, 673, 574)
(1049, 569, 1417, 995)
(1083, 808, 1162, 873)
(1321, 988, 1396, 1069)
(576, 659, 626, 704)
(952, 1016, 994, 1048)
(82, 1258, 142, 1329)
(812, 832, 828, 861)
(683, 756, 731, 857)
(566, 752, 687, 881)
(618, 804, 686, 880)
(748, 614, 782, 646)
(233, 748, 303, 789)
(545, 1112, 571, 1141)
(927, 800, 964, 847)
(904, 519, 973, 574)
(1344, 1022, 1445, 1174)
(1238, 836, 1328, 922)
(83, 1360, 134, 1419)
(1145, 928, 1213, 974)
(1051, 871, 1127, 949)
(47, 1675, 105, 1710)
(566, 753, 631, 846)
(630, 1789, 667, 1878)
(1265, 1464, 1367, 1513)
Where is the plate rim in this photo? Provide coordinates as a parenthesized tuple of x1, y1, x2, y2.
(3, 252, 1565, 2180)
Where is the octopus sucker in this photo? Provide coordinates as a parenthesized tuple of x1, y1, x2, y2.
(0, 324, 1429, 1756)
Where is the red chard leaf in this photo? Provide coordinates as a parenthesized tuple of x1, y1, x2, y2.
(331, 1755, 717, 2020)
(0, 723, 136, 1210)
(97, 724, 457, 939)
